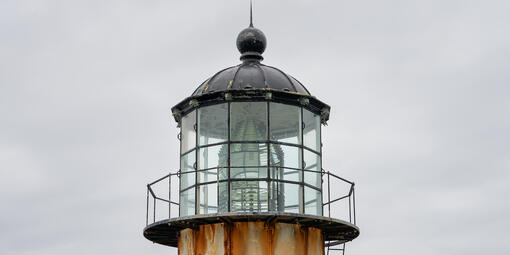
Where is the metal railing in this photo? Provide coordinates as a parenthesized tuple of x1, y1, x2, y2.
(322, 170, 356, 255)
(145, 169, 356, 254)
(322, 170, 356, 226)
(145, 172, 180, 226)
(145, 169, 356, 228)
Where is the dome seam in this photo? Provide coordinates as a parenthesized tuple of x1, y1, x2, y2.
(255, 63, 268, 89)
(288, 74, 311, 95)
(192, 78, 211, 96)
(267, 65, 298, 93)
(231, 64, 244, 90)
(203, 66, 237, 95)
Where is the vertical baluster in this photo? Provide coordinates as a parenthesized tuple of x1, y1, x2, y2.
(146, 187, 149, 226)
(327, 172, 331, 218)
(169, 174, 172, 218)
(353, 186, 356, 225)
(349, 186, 352, 223)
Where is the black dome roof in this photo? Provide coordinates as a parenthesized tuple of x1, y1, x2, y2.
(192, 61, 311, 96)
(190, 22, 312, 97)
(172, 23, 330, 124)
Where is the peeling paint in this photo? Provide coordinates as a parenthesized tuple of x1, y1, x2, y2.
(178, 222, 323, 255)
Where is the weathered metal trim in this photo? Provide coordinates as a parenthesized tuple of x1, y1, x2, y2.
(171, 90, 330, 124)
(143, 212, 359, 247)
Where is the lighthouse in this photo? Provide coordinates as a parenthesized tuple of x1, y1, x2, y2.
(143, 12, 359, 255)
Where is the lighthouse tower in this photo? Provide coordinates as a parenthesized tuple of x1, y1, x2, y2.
(143, 14, 359, 255)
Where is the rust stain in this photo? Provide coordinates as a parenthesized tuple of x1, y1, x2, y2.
(194, 224, 226, 255)
(178, 228, 194, 255)
(273, 223, 306, 255)
(179, 222, 323, 255)
(307, 227, 324, 255)
(231, 222, 271, 255)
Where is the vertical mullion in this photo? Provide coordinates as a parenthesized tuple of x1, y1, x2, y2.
(319, 113, 323, 216)
(300, 107, 305, 214)
(203, 138, 209, 214)
(227, 102, 231, 212)
(195, 110, 199, 215)
(178, 118, 183, 217)
(266, 101, 270, 212)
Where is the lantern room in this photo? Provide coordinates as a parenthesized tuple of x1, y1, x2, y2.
(143, 17, 359, 255)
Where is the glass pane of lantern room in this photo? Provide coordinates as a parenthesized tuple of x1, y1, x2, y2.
(269, 181, 300, 213)
(199, 183, 218, 214)
(281, 182, 300, 213)
(230, 167, 267, 179)
(198, 104, 228, 146)
(230, 143, 268, 168)
(180, 151, 196, 190)
(303, 109, 320, 152)
(198, 168, 222, 184)
(230, 181, 268, 212)
(217, 182, 228, 213)
(198, 145, 228, 180)
(230, 102, 267, 142)
(181, 110, 196, 154)
(269, 144, 302, 169)
(269, 103, 301, 144)
(179, 188, 195, 216)
(304, 150, 321, 188)
(305, 186, 322, 216)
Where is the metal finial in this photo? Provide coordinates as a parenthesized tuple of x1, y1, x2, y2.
(237, 0, 266, 61)
(250, 0, 253, 27)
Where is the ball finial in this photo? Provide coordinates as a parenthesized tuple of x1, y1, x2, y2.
(236, 26, 267, 61)
(236, 0, 266, 61)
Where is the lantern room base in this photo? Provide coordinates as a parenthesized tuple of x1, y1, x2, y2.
(143, 212, 359, 249)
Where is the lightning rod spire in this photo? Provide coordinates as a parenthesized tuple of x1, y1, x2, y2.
(250, 0, 253, 27)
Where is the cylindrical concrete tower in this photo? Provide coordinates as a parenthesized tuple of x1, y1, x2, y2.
(143, 19, 359, 255)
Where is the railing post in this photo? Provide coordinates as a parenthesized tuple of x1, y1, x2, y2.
(349, 185, 352, 223)
(146, 187, 149, 226)
(168, 173, 172, 219)
(153, 196, 156, 223)
(353, 186, 356, 225)
(327, 172, 331, 218)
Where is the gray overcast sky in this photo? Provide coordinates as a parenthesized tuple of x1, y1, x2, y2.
(1, 0, 509, 254)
